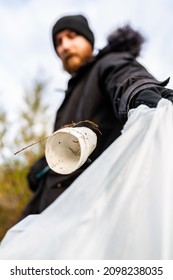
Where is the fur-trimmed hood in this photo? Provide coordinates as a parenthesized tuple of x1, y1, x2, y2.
(73, 24, 145, 76)
(98, 24, 145, 58)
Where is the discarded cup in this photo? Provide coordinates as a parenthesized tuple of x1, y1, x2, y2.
(45, 127, 97, 174)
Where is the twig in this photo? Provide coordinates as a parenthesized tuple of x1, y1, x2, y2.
(14, 136, 49, 155)
(14, 120, 101, 155)
(62, 120, 102, 134)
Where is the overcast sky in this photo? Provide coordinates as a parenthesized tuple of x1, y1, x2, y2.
(1, 0, 173, 122)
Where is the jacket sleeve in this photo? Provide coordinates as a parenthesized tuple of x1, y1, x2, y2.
(99, 52, 170, 122)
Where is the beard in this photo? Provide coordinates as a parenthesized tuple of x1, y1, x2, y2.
(63, 54, 82, 74)
(62, 51, 92, 74)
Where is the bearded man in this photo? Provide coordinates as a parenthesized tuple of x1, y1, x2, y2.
(21, 14, 173, 218)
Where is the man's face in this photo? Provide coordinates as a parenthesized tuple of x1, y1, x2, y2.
(54, 29, 93, 74)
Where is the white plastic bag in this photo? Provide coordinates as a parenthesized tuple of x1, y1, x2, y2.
(0, 99, 173, 259)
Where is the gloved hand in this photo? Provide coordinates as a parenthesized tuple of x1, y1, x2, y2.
(161, 89, 173, 102)
(130, 89, 162, 109)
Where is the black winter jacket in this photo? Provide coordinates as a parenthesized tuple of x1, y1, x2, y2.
(22, 26, 172, 217)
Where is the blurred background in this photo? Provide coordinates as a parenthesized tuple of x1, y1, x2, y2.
(1, 0, 173, 240)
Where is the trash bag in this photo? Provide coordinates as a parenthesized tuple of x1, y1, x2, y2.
(0, 99, 173, 260)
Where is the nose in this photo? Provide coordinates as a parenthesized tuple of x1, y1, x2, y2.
(62, 37, 72, 49)
(58, 38, 72, 56)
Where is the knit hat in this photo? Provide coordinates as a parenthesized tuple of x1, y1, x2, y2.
(52, 14, 95, 50)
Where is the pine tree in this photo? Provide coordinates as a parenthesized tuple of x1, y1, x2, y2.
(0, 75, 52, 240)
(14, 77, 51, 165)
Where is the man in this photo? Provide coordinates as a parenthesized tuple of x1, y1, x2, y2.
(21, 14, 173, 218)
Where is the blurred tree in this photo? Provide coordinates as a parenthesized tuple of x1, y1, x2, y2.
(0, 108, 9, 163)
(0, 75, 52, 240)
(14, 77, 50, 165)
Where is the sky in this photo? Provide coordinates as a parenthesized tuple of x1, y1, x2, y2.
(1, 0, 173, 126)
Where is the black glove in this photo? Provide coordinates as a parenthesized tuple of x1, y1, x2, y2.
(161, 88, 173, 102)
(130, 89, 162, 109)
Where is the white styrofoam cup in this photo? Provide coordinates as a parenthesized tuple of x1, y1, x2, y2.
(45, 127, 97, 174)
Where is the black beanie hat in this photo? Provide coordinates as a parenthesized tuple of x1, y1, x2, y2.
(52, 14, 95, 50)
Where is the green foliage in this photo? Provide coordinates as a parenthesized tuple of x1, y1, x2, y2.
(0, 164, 31, 240)
(14, 78, 50, 163)
(0, 76, 52, 240)
(0, 109, 9, 162)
